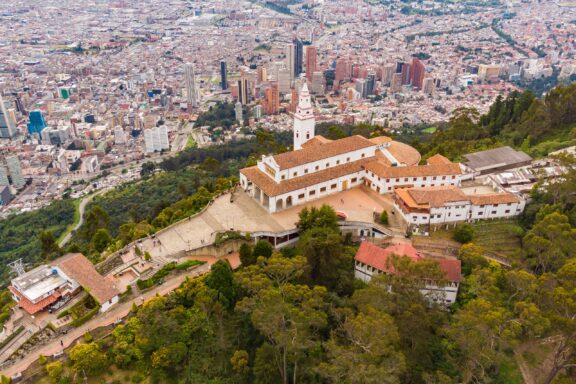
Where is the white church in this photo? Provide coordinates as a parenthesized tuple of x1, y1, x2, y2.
(239, 83, 525, 225)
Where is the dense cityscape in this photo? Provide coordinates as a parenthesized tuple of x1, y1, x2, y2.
(0, 0, 575, 383)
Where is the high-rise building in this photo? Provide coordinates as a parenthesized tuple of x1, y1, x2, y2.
(398, 62, 411, 85)
(355, 79, 368, 98)
(220, 61, 228, 90)
(382, 63, 395, 86)
(410, 58, 426, 90)
(0, 94, 17, 138)
(235, 101, 243, 124)
(184, 63, 198, 108)
(366, 73, 376, 96)
(257, 66, 267, 83)
(335, 59, 351, 86)
(305, 46, 317, 82)
(0, 165, 8, 186)
(294, 38, 304, 77)
(114, 126, 127, 145)
(238, 78, 249, 105)
(422, 77, 435, 95)
(293, 83, 315, 150)
(144, 125, 169, 153)
(390, 73, 402, 93)
(27, 110, 47, 135)
(277, 68, 291, 94)
(253, 105, 262, 120)
(6, 155, 25, 189)
(310, 71, 325, 94)
(264, 83, 280, 115)
(286, 44, 295, 83)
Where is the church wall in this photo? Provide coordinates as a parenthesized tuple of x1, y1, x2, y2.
(365, 172, 461, 194)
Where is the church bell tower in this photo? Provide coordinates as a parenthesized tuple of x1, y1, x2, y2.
(293, 83, 315, 150)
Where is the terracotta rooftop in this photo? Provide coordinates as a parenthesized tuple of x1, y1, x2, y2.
(368, 136, 393, 145)
(354, 241, 461, 282)
(272, 135, 375, 170)
(9, 286, 61, 315)
(241, 157, 375, 197)
(395, 186, 469, 209)
(364, 160, 462, 179)
(426, 154, 452, 165)
(469, 193, 519, 205)
(55, 253, 119, 305)
(387, 141, 421, 166)
(301, 135, 332, 148)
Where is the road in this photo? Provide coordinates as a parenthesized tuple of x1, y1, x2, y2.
(0, 263, 210, 378)
(58, 189, 109, 248)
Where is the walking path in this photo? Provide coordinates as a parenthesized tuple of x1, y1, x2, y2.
(58, 189, 108, 247)
(0, 264, 210, 378)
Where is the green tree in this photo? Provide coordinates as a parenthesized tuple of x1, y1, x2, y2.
(91, 228, 112, 252)
(252, 240, 273, 259)
(140, 161, 156, 177)
(239, 243, 255, 266)
(297, 205, 339, 232)
(230, 350, 249, 374)
(82, 205, 110, 241)
(453, 224, 474, 243)
(319, 306, 405, 384)
(380, 210, 389, 225)
(46, 361, 64, 383)
(40, 230, 61, 260)
(204, 260, 237, 309)
(69, 342, 108, 376)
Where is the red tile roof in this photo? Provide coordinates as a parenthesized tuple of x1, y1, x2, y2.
(354, 241, 461, 282)
(55, 253, 119, 305)
(364, 161, 462, 179)
(9, 286, 61, 315)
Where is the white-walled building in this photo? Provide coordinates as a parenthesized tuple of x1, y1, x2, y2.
(144, 125, 169, 153)
(354, 242, 462, 305)
(393, 185, 525, 227)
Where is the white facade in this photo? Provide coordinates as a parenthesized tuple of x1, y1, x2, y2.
(293, 83, 315, 150)
(6, 155, 25, 189)
(185, 62, 199, 108)
(354, 261, 460, 305)
(144, 125, 169, 153)
(100, 295, 119, 312)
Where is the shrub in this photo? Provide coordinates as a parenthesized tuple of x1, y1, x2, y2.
(83, 332, 93, 342)
(144, 251, 151, 261)
(46, 361, 64, 383)
(453, 224, 474, 243)
(379, 210, 389, 225)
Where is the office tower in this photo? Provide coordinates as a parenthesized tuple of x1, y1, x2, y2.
(310, 71, 325, 94)
(27, 110, 47, 135)
(0, 185, 11, 206)
(41, 126, 71, 145)
(285, 43, 295, 83)
(184, 62, 198, 108)
(253, 105, 262, 120)
(306, 46, 317, 82)
(0, 94, 17, 138)
(399, 62, 411, 85)
(357, 66, 368, 79)
(144, 125, 169, 153)
(264, 83, 280, 115)
(355, 79, 368, 98)
(277, 68, 291, 94)
(0, 165, 8, 186)
(335, 59, 351, 85)
(366, 73, 376, 96)
(390, 73, 402, 93)
(294, 38, 304, 77)
(382, 63, 395, 86)
(114, 126, 127, 145)
(478, 64, 501, 82)
(422, 77, 435, 95)
(6, 155, 25, 189)
(257, 66, 267, 83)
(235, 101, 243, 124)
(238, 78, 249, 105)
(411, 58, 426, 90)
(220, 60, 228, 90)
(59, 87, 70, 99)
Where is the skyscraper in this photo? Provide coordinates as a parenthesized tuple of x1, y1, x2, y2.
(0, 165, 8, 186)
(6, 155, 25, 189)
(184, 63, 198, 108)
(235, 101, 243, 125)
(27, 110, 47, 135)
(398, 62, 411, 85)
(410, 58, 426, 90)
(286, 44, 295, 82)
(366, 73, 376, 96)
(264, 83, 280, 115)
(0, 94, 17, 139)
(238, 79, 249, 105)
(220, 61, 228, 90)
(305, 45, 317, 82)
(294, 38, 304, 77)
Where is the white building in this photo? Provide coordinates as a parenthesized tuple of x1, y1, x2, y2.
(144, 125, 169, 153)
(393, 185, 525, 227)
(293, 83, 315, 150)
(235, 101, 243, 125)
(114, 126, 127, 145)
(6, 155, 25, 189)
(354, 242, 462, 305)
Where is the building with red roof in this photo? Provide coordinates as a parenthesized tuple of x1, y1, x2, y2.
(354, 241, 462, 305)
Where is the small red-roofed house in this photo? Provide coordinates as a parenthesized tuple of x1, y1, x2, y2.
(354, 241, 462, 305)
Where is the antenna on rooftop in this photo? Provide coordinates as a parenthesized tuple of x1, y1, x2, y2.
(8, 259, 25, 276)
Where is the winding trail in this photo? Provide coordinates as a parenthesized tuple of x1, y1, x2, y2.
(58, 189, 108, 248)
